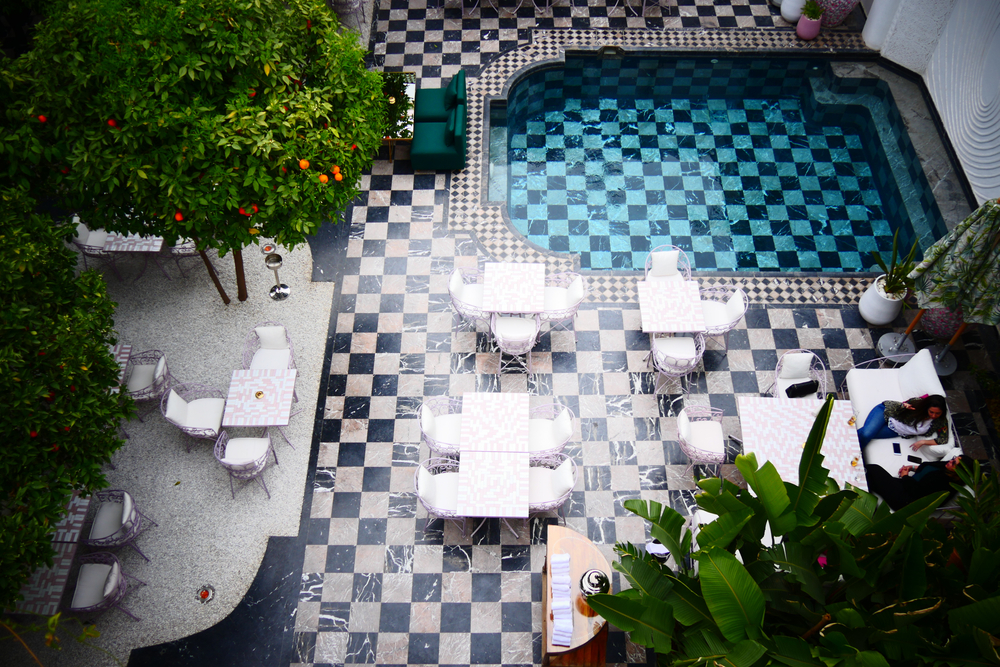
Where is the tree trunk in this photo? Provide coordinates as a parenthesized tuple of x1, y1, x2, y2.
(233, 248, 248, 302)
(199, 250, 230, 305)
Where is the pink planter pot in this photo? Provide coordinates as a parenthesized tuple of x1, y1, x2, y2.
(796, 15, 822, 40)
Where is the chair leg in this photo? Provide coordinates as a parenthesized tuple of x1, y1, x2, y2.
(229, 474, 236, 499)
(256, 475, 271, 500)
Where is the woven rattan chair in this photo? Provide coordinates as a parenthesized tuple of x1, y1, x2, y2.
(124, 350, 174, 421)
(770, 349, 828, 399)
(82, 490, 157, 562)
(214, 430, 279, 499)
(644, 244, 691, 283)
(540, 272, 587, 335)
(67, 552, 145, 621)
(160, 383, 226, 450)
(414, 457, 466, 534)
(528, 453, 578, 520)
(420, 396, 463, 457)
(649, 332, 706, 393)
(527, 402, 575, 460)
(491, 312, 541, 373)
(448, 268, 489, 329)
(699, 286, 748, 353)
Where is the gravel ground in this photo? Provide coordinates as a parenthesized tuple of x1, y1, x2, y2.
(4, 240, 334, 667)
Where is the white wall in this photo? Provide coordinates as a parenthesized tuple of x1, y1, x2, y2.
(925, 1, 1000, 204)
(876, 0, 1000, 204)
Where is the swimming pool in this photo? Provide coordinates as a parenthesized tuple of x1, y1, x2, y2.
(488, 55, 946, 273)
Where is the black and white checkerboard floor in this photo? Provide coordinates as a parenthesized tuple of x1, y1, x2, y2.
(278, 1, 996, 665)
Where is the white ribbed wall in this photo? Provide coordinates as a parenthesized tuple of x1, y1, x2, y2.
(925, 1, 1000, 204)
(877, 0, 1000, 204)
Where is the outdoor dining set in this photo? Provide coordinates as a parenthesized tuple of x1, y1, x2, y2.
(12, 321, 304, 623)
(73, 219, 216, 282)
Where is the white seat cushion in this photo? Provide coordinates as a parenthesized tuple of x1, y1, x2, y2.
(494, 317, 536, 341)
(418, 468, 459, 511)
(71, 563, 112, 610)
(779, 352, 813, 380)
(543, 286, 570, 311)
(725, 290, 746, 320)
(528, 420, 556, 452)
(528, 459, 574, 504)
(222, 437, 269, 465)
(433, 414, 463, 444)
(251, 348, 291, 370)
(701, 300, 730, 328)
(126, 363, 157, 393)
(460, 284, 484, 306)
(185, 397, 225, 433)
(688, 420, 726, 455)
(255, 326, 288, 350)
(652, 335, 697, 358)
(90, 500, 125, 540)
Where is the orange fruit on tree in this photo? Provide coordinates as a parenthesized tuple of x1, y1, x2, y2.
(299, 159, 310, 170)
(38, 115, 47, 123)
(334, 172, 343, 182)
(248, 228, 259, 235)
(174, 210, 184, 221)
(319, 174, 329, 183)
(333, 165, 340, 174)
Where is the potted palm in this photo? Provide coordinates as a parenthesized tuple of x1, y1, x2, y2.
(858, 229, 919, 325)
(796, 0, 824, 39)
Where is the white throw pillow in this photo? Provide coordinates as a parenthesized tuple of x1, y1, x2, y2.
(554, 409, 573, 442)
(121, 492, 134, 526)
(651, 250, 679, 277)
(126, 363, 156, 393)
(153, 355, 167, 381)
(449, 269, 464, 296)
(418, 466, 437, 507)
(75, 222, 90, 242)
(567, 276, 585, 303)
(551, 458, 575, 498)
(103, 561, 120, 598)
(779, 352, 813, 380)
(186, 397, 225, 432)
(420, 405, 434, 435)
(163, 389, 188, 425)
(255, 326, 288, 350)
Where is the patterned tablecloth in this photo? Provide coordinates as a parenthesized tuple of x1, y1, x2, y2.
(738, 396, 868, 491)
(459, 392, 530, 453)
(456, 451, 529, 518)
(15, 493, 91, 616)
(637, 280, 706, 333)
(103, 233, 164, 253)
(222, 369, 297, 427)
(482, 262, 545, 313)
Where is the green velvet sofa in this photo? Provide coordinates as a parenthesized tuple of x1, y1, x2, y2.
(411, 71, 467, 171)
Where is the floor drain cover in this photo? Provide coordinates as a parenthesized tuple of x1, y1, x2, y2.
(197, 585, 215, 603)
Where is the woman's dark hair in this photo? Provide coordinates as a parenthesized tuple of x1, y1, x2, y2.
(909, 394, 947, 419)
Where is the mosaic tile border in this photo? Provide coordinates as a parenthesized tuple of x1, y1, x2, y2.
(446, 27, 875, 305)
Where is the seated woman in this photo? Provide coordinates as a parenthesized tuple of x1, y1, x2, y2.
(865, 455, 965, 511)
(857, 394, 949, 451)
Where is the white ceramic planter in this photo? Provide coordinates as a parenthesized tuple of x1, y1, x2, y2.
(858, 275, 904, 326)
(781, 0, 806, 22)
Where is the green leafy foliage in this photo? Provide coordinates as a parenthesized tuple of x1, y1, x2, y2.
(802, 0, 824, 20)
(872, 229, 919, 299)
(381, 72, 414, 140)
(0, 0, 388, 257)
(0, 186, 131, 612)
(599, 395, 1000, 665)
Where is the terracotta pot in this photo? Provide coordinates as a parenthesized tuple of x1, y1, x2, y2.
(796, 15, 822, 40)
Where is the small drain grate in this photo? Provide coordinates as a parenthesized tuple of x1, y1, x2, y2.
(197, 585, 215, 603)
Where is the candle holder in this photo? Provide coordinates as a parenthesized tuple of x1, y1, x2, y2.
(260, 242, 277, 255)
(264, 253, 290, 301)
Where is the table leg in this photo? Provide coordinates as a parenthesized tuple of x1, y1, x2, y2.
(268, 425, 295, 450)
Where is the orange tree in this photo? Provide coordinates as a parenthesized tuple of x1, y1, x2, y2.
(0, 186, 131, 611)
(0, 0, 388, 301)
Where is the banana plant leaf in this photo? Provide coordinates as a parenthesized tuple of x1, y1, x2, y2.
(760, 542, 825, 603)
(697, 546, 765, 642)
(770, 635, 825, 667)
(664, 574, 715, 627)
(622, 499, 693, 571)
(949, 595, 1000, 637)
(584, 592, 674, 654)
(736, 453, 797, 536)
(790, 394, 835, 523)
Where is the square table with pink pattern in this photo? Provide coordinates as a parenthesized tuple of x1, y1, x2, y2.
(223, 369, 297, 427)
(737, 396, 868, 491)
(103, 233, 164, 253)
(456, 451, 529, 518)
(460, 392, 530, 453)
(482, 262, 545, 313)
(637, 280, 706, 333)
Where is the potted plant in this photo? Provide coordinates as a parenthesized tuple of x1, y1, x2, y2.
(858, 229, 919, 325)
(796, 0, 824, 39)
